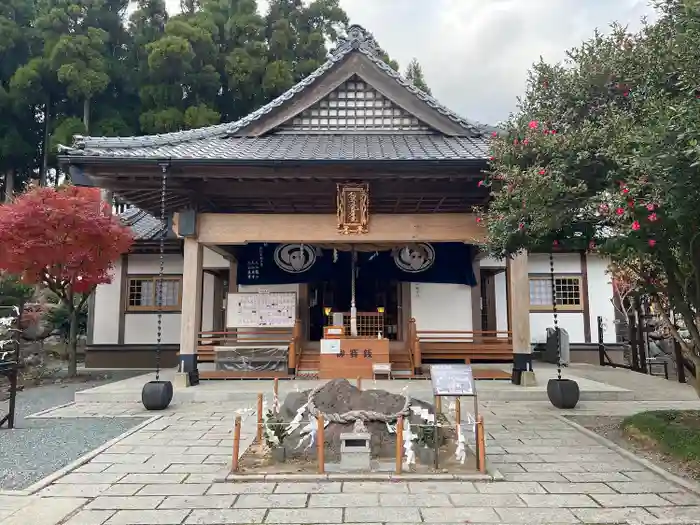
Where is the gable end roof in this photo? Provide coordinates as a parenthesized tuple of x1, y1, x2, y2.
(61, 25, 495, 155)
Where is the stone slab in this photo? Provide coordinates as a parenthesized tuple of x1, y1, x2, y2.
(184, 509, 266, 524)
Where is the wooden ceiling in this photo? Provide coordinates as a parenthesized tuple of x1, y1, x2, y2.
(87, 164, 490, 216)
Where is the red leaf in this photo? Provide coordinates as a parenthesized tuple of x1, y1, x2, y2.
(0, 185, 134, 298)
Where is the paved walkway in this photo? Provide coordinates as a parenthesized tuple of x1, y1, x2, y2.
(0, 394, 697, 524)
(0, 366, 697, 524)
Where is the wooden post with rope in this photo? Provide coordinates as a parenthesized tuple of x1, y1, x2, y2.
(232, 415, 241, 472)
(317, 413, 325, 474)
(256, 393, 263, 442)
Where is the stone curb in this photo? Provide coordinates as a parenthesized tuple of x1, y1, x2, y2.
(556, 414, 700, 496)
(0, 415, 161, 497)
(223, 472, 496, 482)
(25, 401, 77, 418)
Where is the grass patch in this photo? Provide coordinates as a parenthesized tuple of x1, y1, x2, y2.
(621, 410, 700, 467)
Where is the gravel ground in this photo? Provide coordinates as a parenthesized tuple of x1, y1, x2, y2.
(0, 372, 147, 490)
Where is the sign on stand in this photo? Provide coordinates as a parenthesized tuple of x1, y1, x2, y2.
(430, 364, 475, 396)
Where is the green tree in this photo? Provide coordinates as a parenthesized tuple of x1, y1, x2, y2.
(404, 57, 431, 95)
(480, 0, 700, 395)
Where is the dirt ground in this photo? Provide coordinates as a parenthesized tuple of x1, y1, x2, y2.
(570, 415, 700, 481)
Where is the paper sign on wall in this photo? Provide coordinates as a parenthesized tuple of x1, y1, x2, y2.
(226, 292, 296, 328)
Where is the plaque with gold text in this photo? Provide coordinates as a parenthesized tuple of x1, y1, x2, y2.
(337, 183, 369, 234)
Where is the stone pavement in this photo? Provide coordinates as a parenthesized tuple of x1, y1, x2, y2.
(0, 392, 698, 525)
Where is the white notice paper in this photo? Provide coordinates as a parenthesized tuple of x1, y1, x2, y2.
(320, 339, 341, 355)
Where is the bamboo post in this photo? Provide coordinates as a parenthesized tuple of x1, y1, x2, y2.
(435, 396, 442, 414)
(273, 378, 279, 399)
(317, 413, 325, 474)
(410, 318, 422, 373)
(455, 398, 461, 424)
(476, 415, 486, 473)
(256, 393, 263, 442)
(356, 376, 362, 390)
(395, 416, 403, 474)
(232, 415, 241, 472)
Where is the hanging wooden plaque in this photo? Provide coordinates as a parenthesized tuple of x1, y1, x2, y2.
(337, 183, 369, 234)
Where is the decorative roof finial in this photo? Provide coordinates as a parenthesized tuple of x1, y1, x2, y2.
(332, 24, 379, 56)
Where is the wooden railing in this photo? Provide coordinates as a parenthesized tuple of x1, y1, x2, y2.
(197, 319, 302, 372)
(330, 312, 385, 338)
(409, 322, 513, 371)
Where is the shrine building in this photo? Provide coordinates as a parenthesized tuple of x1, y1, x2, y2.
(59, 25, 618, 382)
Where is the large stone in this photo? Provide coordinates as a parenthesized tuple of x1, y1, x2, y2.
(278, 379, 434, 459)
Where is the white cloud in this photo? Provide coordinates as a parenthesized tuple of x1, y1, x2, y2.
(161, 0, 657, 124)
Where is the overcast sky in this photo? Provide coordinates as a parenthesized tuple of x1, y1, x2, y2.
(164, 0, 657, 125)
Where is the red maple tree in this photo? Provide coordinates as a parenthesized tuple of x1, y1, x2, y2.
(0, 185, 133, 375)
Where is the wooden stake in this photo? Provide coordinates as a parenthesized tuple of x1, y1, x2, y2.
(455, 398, 461, 424)
(395, 416, 403, 474)
(356, 376, 362, 390)
(232, 415, 241, 472)
(317, 413, 325, 474)
(256, 393, 263, 442)
(477, 415, 486, 473)
(435, 396, 442, 414)
(273, 378, 279, 399)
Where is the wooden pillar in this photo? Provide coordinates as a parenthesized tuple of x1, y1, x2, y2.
(508, 251, 531, 355)
(179, 237, 204, 376)
(229, 259, 238, 293)
(470, 255, 482, 339)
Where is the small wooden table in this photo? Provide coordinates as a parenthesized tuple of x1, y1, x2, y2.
(319, 338, 390, 379)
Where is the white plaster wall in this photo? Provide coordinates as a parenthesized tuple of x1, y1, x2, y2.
(92, 252, 224, 345)
(528, 252, 582, 274)
(586, 255, 617, 344)
(494, 272, 508, 334)
(201, 273, 215, 332)
(480, 255, 506, 269)
(203, 247, 229, 269)
(410, 283, 472, 332)
(128, 254, 183, 274)
(491, 253, 614, 344)
(124, 313, 181, 344)
(92, 259, 122, 344)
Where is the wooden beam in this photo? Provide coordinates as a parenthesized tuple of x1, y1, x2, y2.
(179, 238, 204, 374)
(181, 213, 486, 244)
(508, 252, 531, 354)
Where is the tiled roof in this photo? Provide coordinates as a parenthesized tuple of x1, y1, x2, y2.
(120, 207, 167, 240)
(81, 134, 490, 161)
(59, 25, 495, 161)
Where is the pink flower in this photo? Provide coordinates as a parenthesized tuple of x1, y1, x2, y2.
(649, 239, 656, 247)
(646, 203, 656, 211)
(589, 241, 596, 250)
(518, 223, 525, 230)
(539, 169, 546, 175)
(550, 130, 556, 135)
(616, 208, 625, 216)
(476, 217, 482, 223)
(477, 180, 484, 187)
(628, 200, 635, 208)
(523, 139, 529, 145)
(489, 156, 495, 161)
(648, 213, 658, 222)
(491, 131, 498, 137)
(552, 240, 559, 247)
(631, 220, 641, 231)
(599, 204, 609, 213)
(529, 121, 538, 129)
(622, 187, 629, 194)
(623, 90, 629, 97)
(513, 139, 519, 145)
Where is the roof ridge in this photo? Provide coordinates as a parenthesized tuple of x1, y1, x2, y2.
(65, 25, 492, 153)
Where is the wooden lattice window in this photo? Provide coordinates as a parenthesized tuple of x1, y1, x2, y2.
(126, 276, 181, 311)
(529, 276, 583, 310)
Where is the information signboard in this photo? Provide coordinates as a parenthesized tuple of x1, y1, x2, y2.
(226, 292, 296, 328)
(430, 364, 476, 397)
